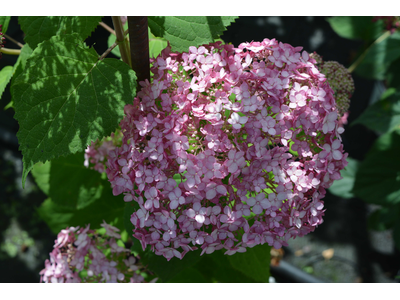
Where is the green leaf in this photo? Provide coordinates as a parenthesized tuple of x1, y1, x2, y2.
(148, 16, 238, 52)
(11, 44, 33, 83)
(37, 198, 74, 234)
(368, 205, 400, 231)
(167, 267, 208, 283)
(32, 151, 118, 210)
(37, 182, 125, 234)
(49, 152, 105, 210)
(386, 57, 400, 89)
(193, 250, 257, 282)
(0, 16, 11, 34)
(148, 28, 168, 59)
(352, 90, 400, 134)
(31, 161, 51, 195)
(328, 157, 359, 199)
(327, 16, 383, 41)
(355, 31, 400, 80)
(352, 131, 400, 205)
(19, 16, 102, 49)
(227, 243, 271, 282)
(0, 66, 13, 100)
(108, 25, 167, 59)
(5, 44, 33, 109)
(140, 248, 203, 282)
(12, 33, 137, 188)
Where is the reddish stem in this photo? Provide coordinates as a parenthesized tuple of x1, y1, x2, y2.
(128, 16, 150, 91)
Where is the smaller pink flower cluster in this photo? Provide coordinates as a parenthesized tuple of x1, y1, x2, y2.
(373, 16, 400, 34)
(40, 221, 152, 283)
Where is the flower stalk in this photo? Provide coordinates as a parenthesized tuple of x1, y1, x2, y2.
(4, 33, 23, 48)
(0, 47, 21, 55)
(111, 16, 131, 68)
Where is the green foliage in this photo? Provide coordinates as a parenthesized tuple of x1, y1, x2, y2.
(4, 44, 33, 109)
(352, 89, 400, 134)
(33, 152, 125, 233)
(148, 16, 238, 52)
(328, 16, 400, 251)
(11, 44, 33, 84)
(108, 26, 168, 59)
(148, 28, 168, 59)
(12, 33, 137, 187)
(31, 161, 51, 195)
(352, 131, 400, 206)
(386, 57, 400, 89)
(37, 185, 125, 234)
(327, 16, 383, 41)
(328, 157, 359, 199)
(368, 205, 400, 231)
(18, 16, 102, 49)
(167, 266, 208, 282)
(0, 16, 11, 34)
(227, 243, 271, 282)
(355, 31, 400, 80)
(49, 153, 105, 210)
(0, 66, 13, 99)
(140, 249, 203, 282)
(36, 198, 74, 233)
(138, 243, 271, 283)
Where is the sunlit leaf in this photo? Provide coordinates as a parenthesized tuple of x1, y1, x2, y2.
(148, 16, 238, 52)
(0, 16, 11, 34)
(327, 16, 383, 41)
(19, 16, 102, 49)
(12, 33, 136, 187)
(0, 66, 13, 99)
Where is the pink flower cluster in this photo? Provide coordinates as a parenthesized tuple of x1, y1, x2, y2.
(40, 221, 151, 283)
(373, 16, 400, 34)
(0, 24, 5, 59)
(106, 39, 348, 261)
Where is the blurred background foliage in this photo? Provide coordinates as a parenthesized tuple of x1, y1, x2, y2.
(326, 16, 400, 251)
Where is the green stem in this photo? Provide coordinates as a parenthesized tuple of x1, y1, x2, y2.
(348, 30, 391, 73)
(4, 33, 24, 48)
(0, 47, 21, 55)
(111, 16, 131, 68)
(99, 41, 119, 61)
(99, 21, 115, 36)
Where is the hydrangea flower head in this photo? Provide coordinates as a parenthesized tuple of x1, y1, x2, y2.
(106, 39, 348, 261)
(40, 221, 153, 283)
